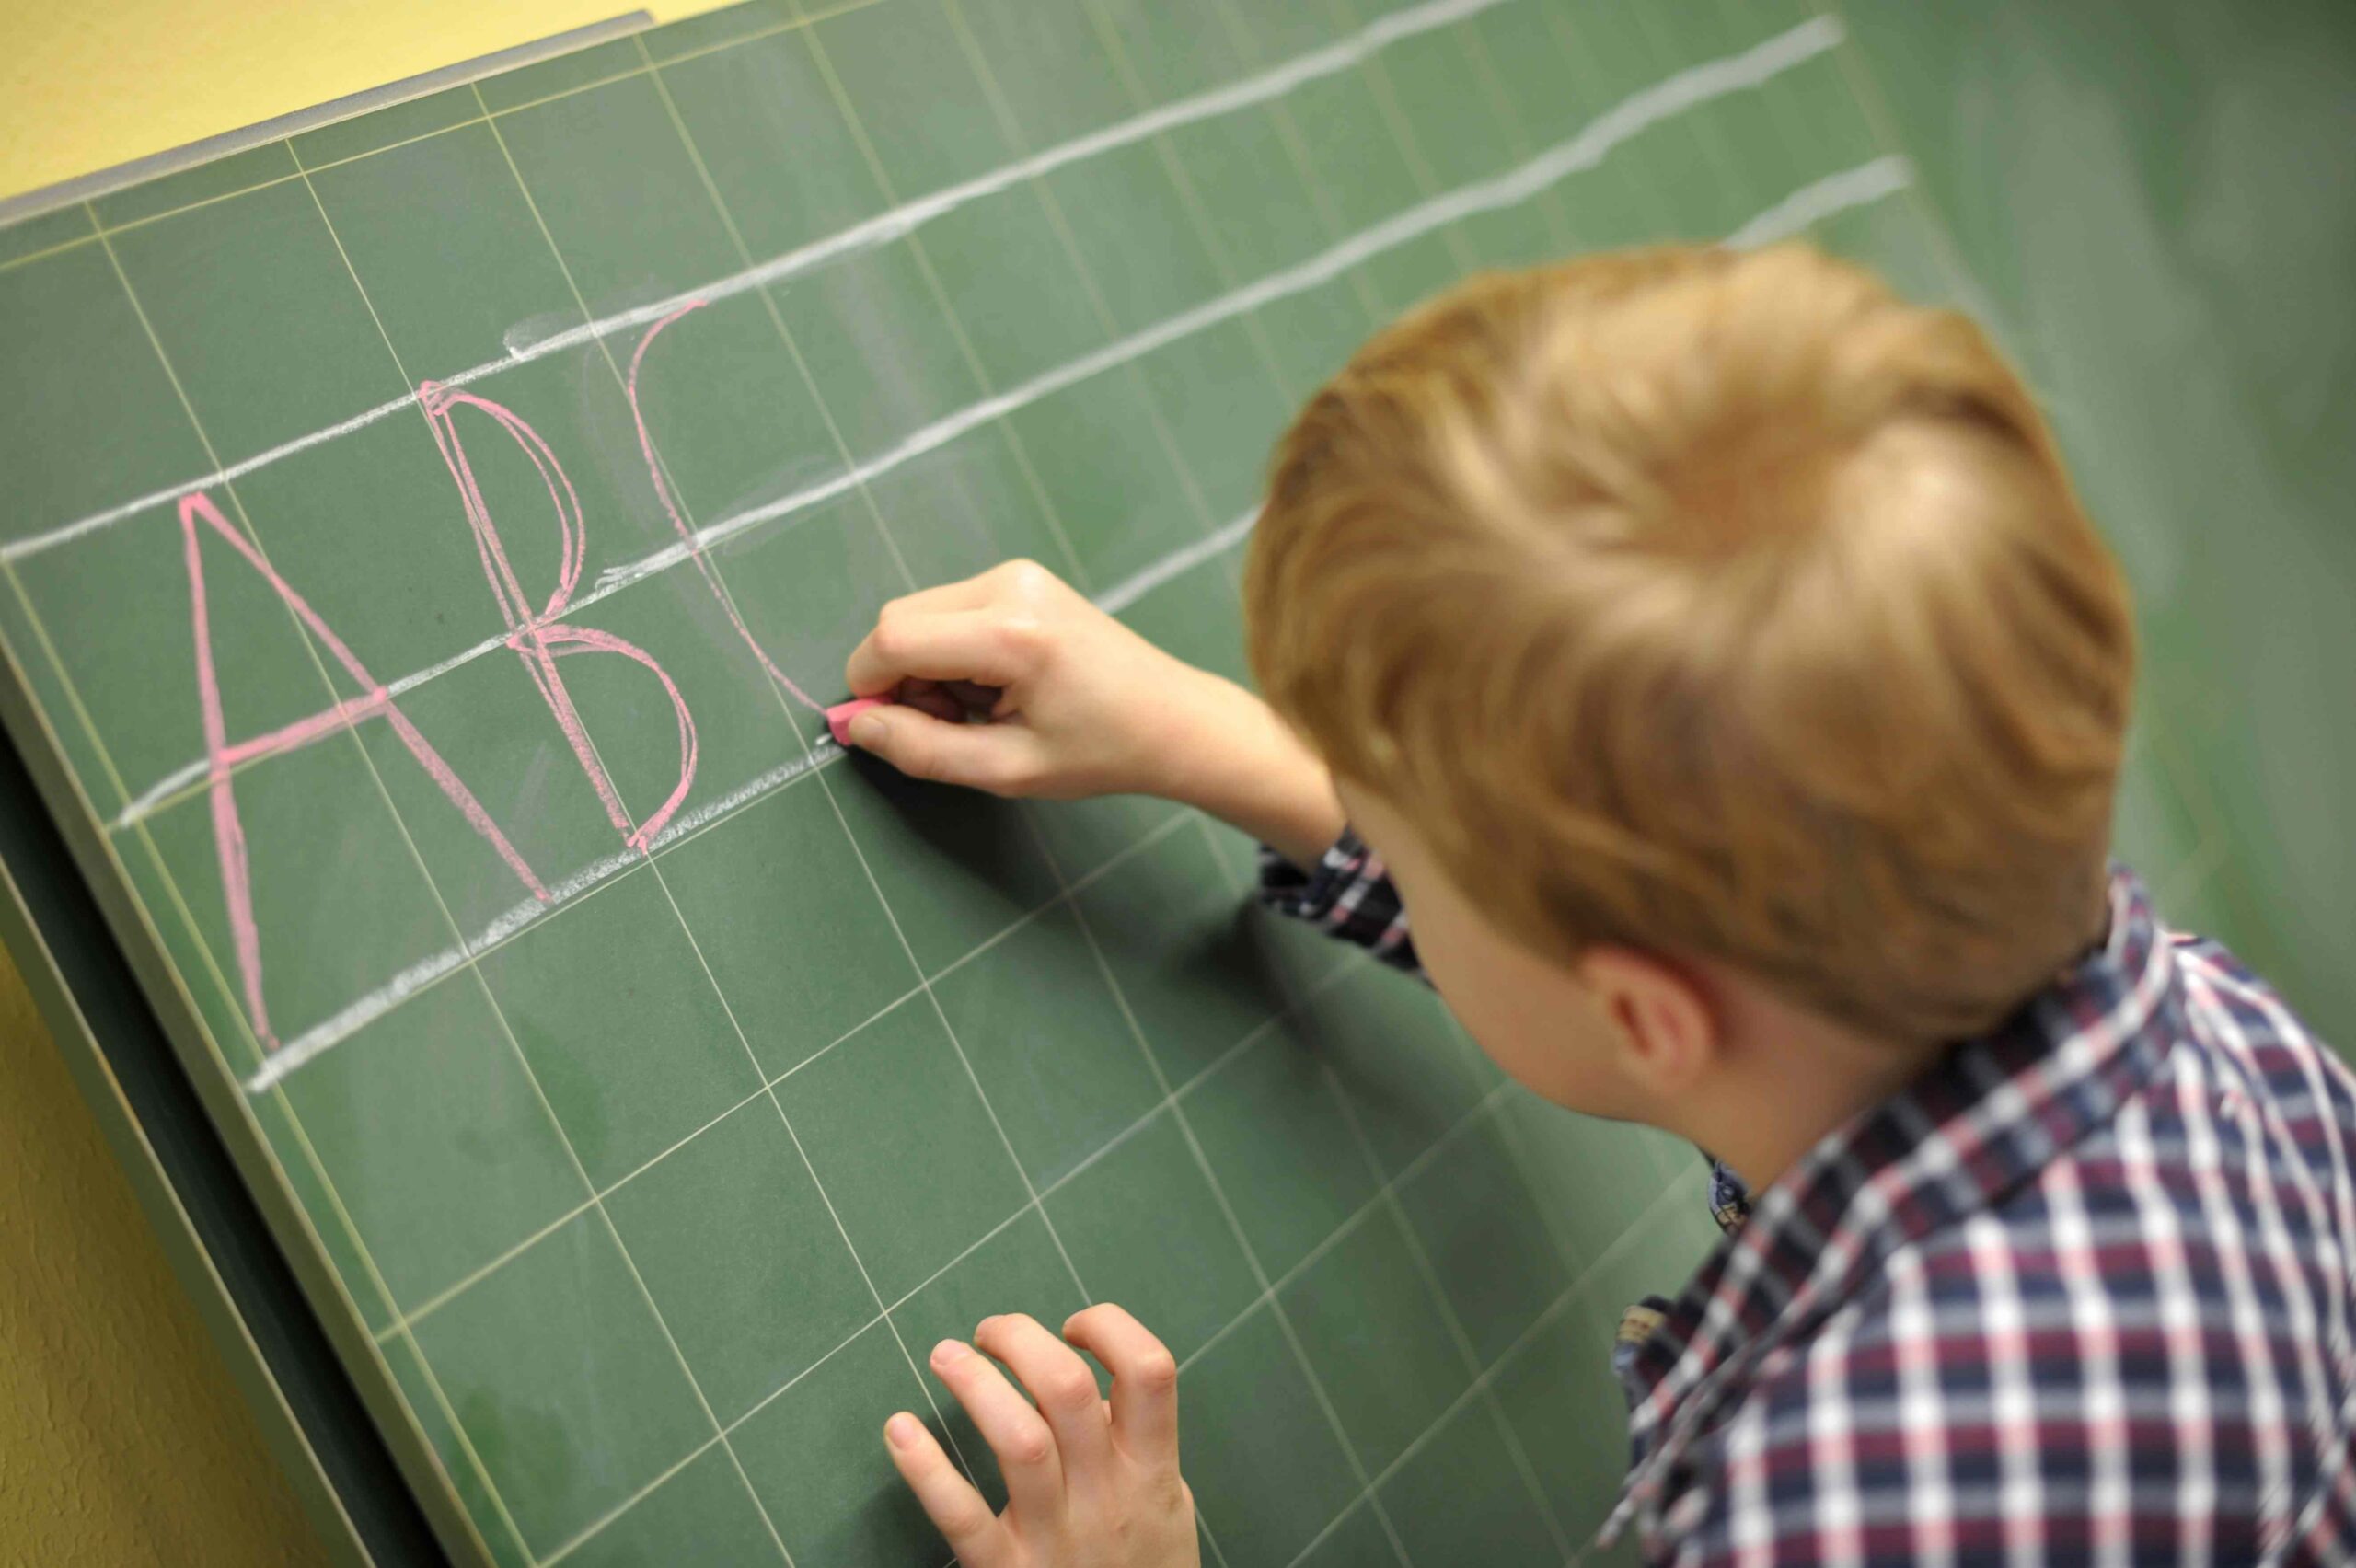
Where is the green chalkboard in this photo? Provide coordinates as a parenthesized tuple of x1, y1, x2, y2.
(0, 1, 1949, 1562)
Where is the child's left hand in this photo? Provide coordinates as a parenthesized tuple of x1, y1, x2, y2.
(885, 1304, 1200, 1568)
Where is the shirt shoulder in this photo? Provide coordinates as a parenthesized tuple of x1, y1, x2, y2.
(1618, 887, 2356, 1567)
(1658, 1077, 2356, 1567)
(2170, 929, 2356, 1142)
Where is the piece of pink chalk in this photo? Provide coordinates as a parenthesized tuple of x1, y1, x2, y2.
(827, 698, 885, 747)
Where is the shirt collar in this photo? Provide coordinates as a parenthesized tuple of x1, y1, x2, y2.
(1609, 867, 2184, 1528)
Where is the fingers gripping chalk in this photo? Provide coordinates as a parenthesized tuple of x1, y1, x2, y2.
(827, 697, 885, 747)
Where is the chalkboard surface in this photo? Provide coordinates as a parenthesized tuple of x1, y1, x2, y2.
(0, 1, 1948, 1562)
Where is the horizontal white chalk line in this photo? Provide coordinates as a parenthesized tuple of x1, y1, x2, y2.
(1728, 154, 1910, 248)
(237, 513, 1267, 1090)
(1, 0, 1531, 567)
(229, 149, 1908, 1094)
(242, 739, 842, 1091)
(1094, 509, 1260, 616)
(112, 622, 520, 830)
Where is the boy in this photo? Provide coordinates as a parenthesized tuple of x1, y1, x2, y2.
(848, 247, 2356, 1565)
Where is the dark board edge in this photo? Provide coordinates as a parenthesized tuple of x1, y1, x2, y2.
(0, 659, 472, 1565)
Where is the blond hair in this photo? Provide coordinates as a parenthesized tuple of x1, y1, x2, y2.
(1244, 245, 2135, 1042)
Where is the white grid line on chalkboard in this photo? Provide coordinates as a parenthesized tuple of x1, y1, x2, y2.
(1128, 5, 1606, 1479)
(1276, 1162, 1706, 1568)
(1340, 3, 1490, 288)
(85, 198, 571, 1563)
(734, 7, 1233, 1521)
(380, 983, 909, 1338)
(537, 1059, 1680, 1568)
(1077, 0, 1324, 417)
(1450, 1, 1586, 258)
(1300, 5, 1704, 1552)
(291, 101, 803, 1562)
(1634, 2, 1753, 206)
(531, 1072, 1497, 1565)
(939, 0, 1253, 605)
(1015, 786, 1415, 1558)
(1709, 0, 1832, 179)
(796, 2, 1138, 635)
(382, 817, 1264, 1351)
(1533, 1, 1683, 242)
(1206, 0, 1392, 330)
(641, 3, 1145, 1518)
(290, 134, 645, 1562)
(473, 55, 1046, 1551)
(1135, 782, 1414, 1565)
(774, 30, 1357, 1545)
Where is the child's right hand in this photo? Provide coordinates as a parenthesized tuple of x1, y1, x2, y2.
(840, 559, 1227, 801)
(839, 560, 1345, 864)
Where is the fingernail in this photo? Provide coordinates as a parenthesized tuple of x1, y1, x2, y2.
(848, 711, 886, 749)
(931, 1339, 968, 1369)
(885, 1413, 921, 1450)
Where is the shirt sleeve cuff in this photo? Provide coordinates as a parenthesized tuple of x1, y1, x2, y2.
(1255, 827, 1377, 920)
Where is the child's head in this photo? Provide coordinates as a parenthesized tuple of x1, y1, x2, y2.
(1243, 246, 2135, 1136)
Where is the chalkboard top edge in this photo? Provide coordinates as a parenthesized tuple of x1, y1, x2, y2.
(0, 10, 657, 234)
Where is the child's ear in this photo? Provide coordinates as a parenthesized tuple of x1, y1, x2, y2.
(1576, 946, 1720, 1096)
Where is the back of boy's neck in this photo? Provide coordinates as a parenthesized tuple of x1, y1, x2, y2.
(1686, 999, 1943, 1195)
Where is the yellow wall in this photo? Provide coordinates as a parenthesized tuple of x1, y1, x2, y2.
(3, 2, 718, 201)
(1, 945, 326, 1564)
(0, 4, 717, 1559)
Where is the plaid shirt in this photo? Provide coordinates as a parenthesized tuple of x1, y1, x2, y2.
(1262, 833, 2356, 1565)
